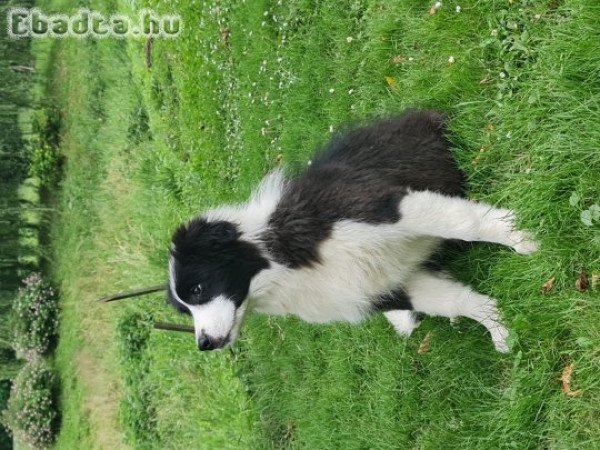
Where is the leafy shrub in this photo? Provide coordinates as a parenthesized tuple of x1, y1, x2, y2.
(116, 312, 159, 446)
(115, 311, 153, 362)
(120, 377, 159, 447)
(12, 274, 59, 358)
(2, 358, 59, 449)
(27, 141, 62, 187)
(27, 108, 63, 187)
(30, 109, 61, 149)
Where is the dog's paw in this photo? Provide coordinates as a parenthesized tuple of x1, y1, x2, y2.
(491, 325, 510, 353)
(509, 230, 539, 255)
(497, 210, 539, 255)
(385, 310, 422, 337)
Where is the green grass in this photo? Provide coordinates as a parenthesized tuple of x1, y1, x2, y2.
(46, 0, 600, 448)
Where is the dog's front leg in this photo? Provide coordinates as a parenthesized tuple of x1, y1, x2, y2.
(406, 270, 509, 352)
(398, 190, 538, 254)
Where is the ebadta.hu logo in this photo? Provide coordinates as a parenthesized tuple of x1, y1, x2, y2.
(7, 8, 182, 39)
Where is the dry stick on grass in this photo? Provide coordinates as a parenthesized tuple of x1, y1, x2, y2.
(100, 284, 167, 302)
(145, 36, 154, 69)
(100, 286, 194, 334)
(154, 322, 195, 334)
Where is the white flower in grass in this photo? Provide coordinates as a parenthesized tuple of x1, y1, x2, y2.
(455, 5, 462, 13)
(346, 36, 354, 43)
(329, 88, 335, 94)
(448, 55, 455, 64)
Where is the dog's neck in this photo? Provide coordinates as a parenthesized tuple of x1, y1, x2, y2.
(205, 169, 285, 239)
(248, 259, 286, 302)
(204, 169, 288, 303)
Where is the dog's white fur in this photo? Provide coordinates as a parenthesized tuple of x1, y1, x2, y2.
(188, 170, 538, 352)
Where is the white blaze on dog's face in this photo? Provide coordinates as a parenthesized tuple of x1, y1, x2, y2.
(168, 218, 269, 351)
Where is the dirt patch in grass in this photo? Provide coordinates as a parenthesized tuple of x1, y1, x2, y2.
(74, 349, 128, 450)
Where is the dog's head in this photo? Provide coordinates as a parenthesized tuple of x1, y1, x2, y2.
(168, 217, 269, 350)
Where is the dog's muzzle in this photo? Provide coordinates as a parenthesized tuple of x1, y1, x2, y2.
(197, 334, 229, 351)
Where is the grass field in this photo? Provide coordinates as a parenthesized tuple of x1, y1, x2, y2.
(44, 0, 600, 448)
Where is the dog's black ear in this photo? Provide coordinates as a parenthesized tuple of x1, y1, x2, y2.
(171, 218, 241, 260)
(207, 221, 239, 243)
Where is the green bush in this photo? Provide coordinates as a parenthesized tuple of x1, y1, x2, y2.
(27, 141, 62, 187)
(30, 109, 61, 149)
(27, 108, 63, 187)
(12, 274, 59, 358)
(2, 358, 59, 449)
(115, 311, 153, 362)
(116, 312, 159, 447)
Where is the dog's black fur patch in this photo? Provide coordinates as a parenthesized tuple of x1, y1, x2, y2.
(167, 289, 191, 315)
(372, 287, 413, 312)
(262, 111, 466, 268)
(170, 218, 270, 307)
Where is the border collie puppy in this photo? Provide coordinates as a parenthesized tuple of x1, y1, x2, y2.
(168, 111, 537, 353)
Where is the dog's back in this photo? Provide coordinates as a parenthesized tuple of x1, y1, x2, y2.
(313, 110, 465, 197)
(262, 111, 465, 268)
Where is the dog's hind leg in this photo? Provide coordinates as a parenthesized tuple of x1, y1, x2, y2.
(405, 270, 509, 352)
(384, 310, 422, 336)
(375, 288, 422, 336)
(399, 191, 538, 254)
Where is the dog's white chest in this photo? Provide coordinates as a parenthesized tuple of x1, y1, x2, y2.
(250, 221, 440, 324)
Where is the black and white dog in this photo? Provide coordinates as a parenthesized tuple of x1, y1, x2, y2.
(167, 111, 537, 352)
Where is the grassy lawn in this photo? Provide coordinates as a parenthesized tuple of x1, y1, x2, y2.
(46, 0, 599, 448)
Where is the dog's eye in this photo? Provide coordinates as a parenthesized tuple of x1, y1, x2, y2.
(190, 284, 202, 296)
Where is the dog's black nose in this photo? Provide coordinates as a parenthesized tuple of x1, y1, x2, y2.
(197, 335, 216, 351)
(197, 335, 229, 351)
